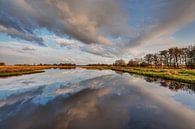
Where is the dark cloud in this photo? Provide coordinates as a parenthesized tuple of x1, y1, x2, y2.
(64, 0, 195, 57)
(0, 0, 195, 58)
(0, 0, 132, 45)
(0, 25, 45, 46)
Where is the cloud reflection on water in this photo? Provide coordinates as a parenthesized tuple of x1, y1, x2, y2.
(0, 69, 195, 129)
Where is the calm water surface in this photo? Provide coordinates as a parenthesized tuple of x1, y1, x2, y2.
(0, 68, 195, 129)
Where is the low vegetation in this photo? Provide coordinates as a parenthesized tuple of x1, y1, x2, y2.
(88, 45, 194, 84)
(111, 67, 195, 84)
(0, 64, 76, 77)
(79, 65, 111, 70)
(81, 65, 195, 84)
(0, 62, 5, 66)
(0, 70, 44, 78)
(1, 64, 194, 84)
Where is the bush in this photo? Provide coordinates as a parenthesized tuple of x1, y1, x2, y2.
(140, 62, 149, 67)
(0, 62, 5, 66)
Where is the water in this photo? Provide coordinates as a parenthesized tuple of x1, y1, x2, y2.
(0, 68, 195, 129)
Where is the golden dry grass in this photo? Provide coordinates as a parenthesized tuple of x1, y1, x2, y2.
(0, 65, 76, 77)
(79, 65, 195, 84)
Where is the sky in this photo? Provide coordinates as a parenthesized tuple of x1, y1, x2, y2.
(0, 0, 195, 65)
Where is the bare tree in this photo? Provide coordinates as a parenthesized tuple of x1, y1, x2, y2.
(118, 45, 195, 68)
(128, 59, 139, 67)
(160, 50, 168, 66)
(144, 54, 154, 65)
(187, 45, 195, 68)
(114, 59, 126, 66)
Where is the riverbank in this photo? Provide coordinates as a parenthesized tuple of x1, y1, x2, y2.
(0, 65, 76, 77)
(79, 66, 195, 84)
(1, 65, 194, 84)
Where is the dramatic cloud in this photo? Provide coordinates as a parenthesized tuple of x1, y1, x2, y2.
(98, 0, 195, 56)
(0, 0, 131, 45)
(1, 0, 195, 63)
(0, 25, 44, 46)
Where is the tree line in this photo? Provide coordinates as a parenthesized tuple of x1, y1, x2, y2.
(114, 45, 195, 68)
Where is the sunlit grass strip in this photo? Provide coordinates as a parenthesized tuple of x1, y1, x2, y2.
(0, 66, 76, 73)
(0, 65, 76, 77)
(0, 70, 44, 77)
(110, 67, 195, 84)
(178, 70, 195, 76)
(80, 66, 195, 84)
(79, 66, 111, 70)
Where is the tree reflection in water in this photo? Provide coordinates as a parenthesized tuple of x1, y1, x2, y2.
(118, 72, 195, 94)
(144, 77, 195, 93)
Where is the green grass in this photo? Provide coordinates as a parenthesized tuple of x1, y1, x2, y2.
(1, 65, 194, 84)
(79, 66, 111, 70)
(178, 70, 195, 76)
(80, 66, 195, 84)
(0, 70, 44, 77)
(111, 67, 195, 84)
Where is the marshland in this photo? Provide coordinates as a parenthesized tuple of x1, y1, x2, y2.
(0, 0, 195, 129)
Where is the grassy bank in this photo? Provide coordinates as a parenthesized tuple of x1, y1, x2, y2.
(1, 65, 194, 84)
(0, 65, 76, 77)
(80, 66, 195, 84)
(0, 70, 45, 78)
(79, 65, 110, 70)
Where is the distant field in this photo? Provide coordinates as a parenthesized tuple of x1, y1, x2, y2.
(0, 65, 76, 77)
(80, 66, 195, 84)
